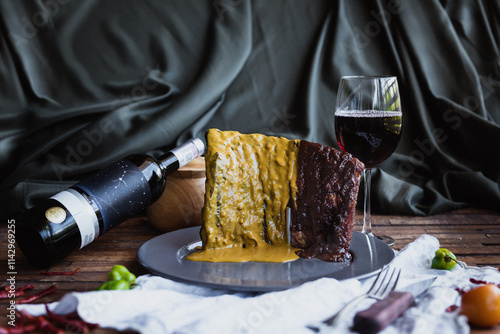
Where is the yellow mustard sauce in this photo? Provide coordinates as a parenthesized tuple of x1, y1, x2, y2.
(186, 243, 299, 263)
(186, 129, 301, 263)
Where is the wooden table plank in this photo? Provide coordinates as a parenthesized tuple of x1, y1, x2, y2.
(1, 209, 499, 333)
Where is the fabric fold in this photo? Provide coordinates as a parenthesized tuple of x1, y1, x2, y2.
(1, 0, 499, 217)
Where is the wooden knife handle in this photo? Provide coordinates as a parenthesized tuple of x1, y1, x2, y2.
(353, 291, 414, 334)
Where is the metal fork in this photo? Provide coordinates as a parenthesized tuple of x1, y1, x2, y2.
(323, 265, 401, 327)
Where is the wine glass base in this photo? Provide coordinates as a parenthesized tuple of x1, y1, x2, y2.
(373, 234, 395, 246)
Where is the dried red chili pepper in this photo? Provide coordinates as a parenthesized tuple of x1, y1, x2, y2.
(0, 285, 34, 299)
(45, 304, 99, 332)
(18, 310, 37, 323)
(0, 290, 18, 299)
(446, 305, 459, 312)
(17, 286, 57, 304)
(0, 311, 39, 334)
(35, 315, 64, 334)
(18, 285, 35, 292)
(0, 323, 37, 334)
(470, 278, 500, 289)
(0, 307, 100, 334)
(40, 268, 80, 276)
(470, 278, 489, 285)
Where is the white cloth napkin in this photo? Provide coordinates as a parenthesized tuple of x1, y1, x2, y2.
(18, 234, 500, 334)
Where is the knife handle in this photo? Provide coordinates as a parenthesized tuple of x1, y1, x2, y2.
(353, 291, 414, 334)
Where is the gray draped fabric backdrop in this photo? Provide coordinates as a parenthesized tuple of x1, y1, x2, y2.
(1, 0, 499, 220)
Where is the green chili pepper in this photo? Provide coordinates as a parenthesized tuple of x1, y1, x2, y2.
(97, 265, 136, 291)
(97, 279, 131, 291)
(106, 265, 136, 284)
(431, 248, 457, 270)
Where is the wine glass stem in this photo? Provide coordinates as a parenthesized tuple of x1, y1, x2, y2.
(362, 168, 373, 236)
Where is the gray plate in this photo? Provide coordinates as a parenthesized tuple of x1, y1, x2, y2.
(137, 227, 395, 292)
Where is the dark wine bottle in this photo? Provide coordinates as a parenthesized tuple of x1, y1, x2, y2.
(16, 138, 205, 267)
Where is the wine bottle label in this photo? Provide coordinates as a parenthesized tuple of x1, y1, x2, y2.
(74, 159, 152, 233)
(171, 139, 204, 168)
(51, 189, 100, 249)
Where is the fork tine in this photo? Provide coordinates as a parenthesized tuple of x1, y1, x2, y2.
(389, 268, 401, 292)
(371, 265, 392, 296)
(367, 264, 388, 293)
(379, 267, 401, 299)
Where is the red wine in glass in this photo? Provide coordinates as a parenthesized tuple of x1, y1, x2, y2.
(335, 110, 402, 169)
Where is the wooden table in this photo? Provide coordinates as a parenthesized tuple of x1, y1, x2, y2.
(1, 208, 499, 333)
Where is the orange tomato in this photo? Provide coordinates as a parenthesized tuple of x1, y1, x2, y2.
(460, 284, 500, 328)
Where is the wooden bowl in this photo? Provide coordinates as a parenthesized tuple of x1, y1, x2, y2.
(146, 157, 205, 232)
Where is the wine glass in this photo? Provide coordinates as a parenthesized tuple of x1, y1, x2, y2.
(334, 76, 402, 246)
